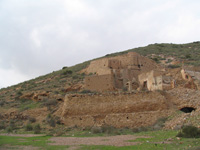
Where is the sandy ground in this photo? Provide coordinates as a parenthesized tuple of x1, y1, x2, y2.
(49, 135, 149, 147)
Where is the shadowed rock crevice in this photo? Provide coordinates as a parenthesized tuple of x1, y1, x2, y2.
(180, 107, 196, 113)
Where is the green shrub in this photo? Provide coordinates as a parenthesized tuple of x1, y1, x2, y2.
(48, 119, 56, 127)
(19, 98, 32, 103)
(6, 127, 13, 133)
(28, 117, 36, 123)
(54, 116, 62, 125)
(62, 66, 68, 70)
(152, 57, 159, 63)
(168, 64, 180, 68)
(0, 101, 5, 106)
(16, 91, 23, 96)
(177, 125, 200, 138)
(81, 73, 85, 76)
(5, 120, 16, 133)
(9, 120, 16, 130)
(90, 126, 120, 135)
(185, 54, 191, 59)
(34, 124, 41, 134)
(0, 121, 6, 130)
(25, 124, 33, 131)
(47, 128, 65, 136)
(72, 75, 79, 79)
(62, 70, 73, 76)
(80, 90, 92, 94)
(101, 126, 119, 134)
(91, 127, 102, 134)
(46, 114, 56, 127)
(136, 126, 150, 132)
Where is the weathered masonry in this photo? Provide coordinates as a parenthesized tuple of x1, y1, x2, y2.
(84, 52, 162, 92)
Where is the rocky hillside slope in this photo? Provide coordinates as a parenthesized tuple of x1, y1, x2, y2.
(0, 41, 200, 132)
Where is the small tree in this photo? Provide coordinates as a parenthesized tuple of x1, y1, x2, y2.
(34, 124, 41, 134)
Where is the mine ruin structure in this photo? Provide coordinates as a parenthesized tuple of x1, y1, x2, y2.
(180, 66, 200, 90)
(84, 52, 170, 92)
(59, 92, 170, 128)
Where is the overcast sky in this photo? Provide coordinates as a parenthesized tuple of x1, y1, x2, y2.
(0, 0, 200, 88)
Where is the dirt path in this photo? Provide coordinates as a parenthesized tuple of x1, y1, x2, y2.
(49, 135, 149, 147)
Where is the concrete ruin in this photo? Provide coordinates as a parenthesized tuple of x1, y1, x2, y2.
(84, 52, 162, 92)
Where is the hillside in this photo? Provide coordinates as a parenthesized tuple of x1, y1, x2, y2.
(0, 41, 200, 133)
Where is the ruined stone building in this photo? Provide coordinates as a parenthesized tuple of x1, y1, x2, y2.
(84, 52, 165, 92)
(138, 70, 173, 91)
(138, 70, 163, 91)
(181, 67, 200, 90)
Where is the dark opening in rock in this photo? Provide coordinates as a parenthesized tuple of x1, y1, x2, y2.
(180, 107, 196, 113)
(57, 98, 63, 102)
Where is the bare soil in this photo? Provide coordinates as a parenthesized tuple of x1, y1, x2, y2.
(49, 135, 149, 147)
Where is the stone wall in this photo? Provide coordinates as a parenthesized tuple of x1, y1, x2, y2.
(59, 92, 171, 128)
(85, 74, 115, 92)
(55, 88, 200, 129)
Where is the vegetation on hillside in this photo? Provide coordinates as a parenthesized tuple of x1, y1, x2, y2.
(104, 41, 200, 66)
(0, 41, 200, 136)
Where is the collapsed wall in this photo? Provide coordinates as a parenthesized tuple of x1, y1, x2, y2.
(58, 92, 173, 128)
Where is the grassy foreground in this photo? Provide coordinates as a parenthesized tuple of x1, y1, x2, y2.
(0, 135, 69, 150)
(0, 130, 200, 150)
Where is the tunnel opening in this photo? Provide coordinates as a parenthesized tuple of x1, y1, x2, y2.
(180, 107, 196, 113)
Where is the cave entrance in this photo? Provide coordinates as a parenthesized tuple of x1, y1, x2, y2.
(180, 107, 196, 113)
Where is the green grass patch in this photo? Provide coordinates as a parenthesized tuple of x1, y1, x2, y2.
(18, 99, 41, 111)
(1, 130, 200, 150)
(77, 130, 200, 150)
(0, 135, 69, 150)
